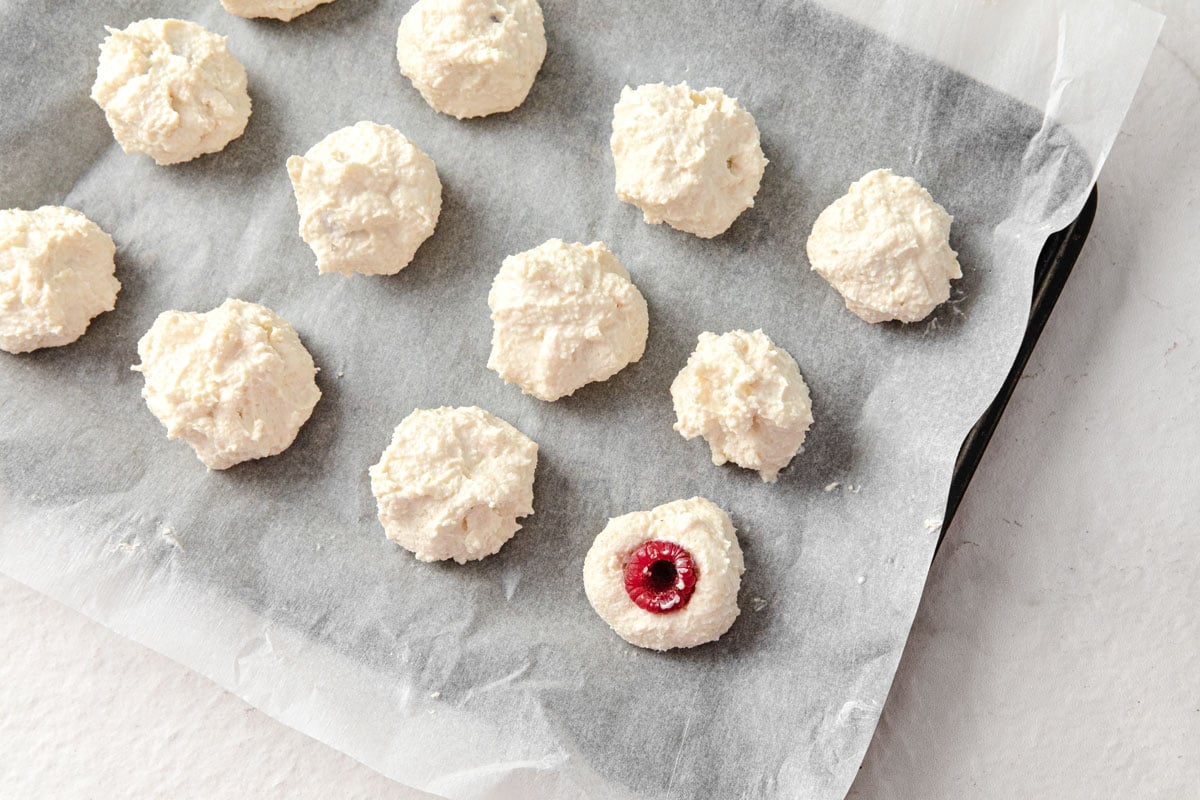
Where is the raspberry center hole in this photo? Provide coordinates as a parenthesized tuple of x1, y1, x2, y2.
(623, 540, 699, 614)
(647, 558, 678, 589)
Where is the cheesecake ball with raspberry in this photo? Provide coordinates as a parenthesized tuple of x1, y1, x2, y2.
(583, 497, 744, 651)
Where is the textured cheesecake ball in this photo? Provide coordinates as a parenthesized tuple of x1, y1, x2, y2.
(287, 121, 442, 276)
(91, 18, 251, 165)
(396, 0, 546, 119)
(134, 299, 321, 470)
(0, 207, 120, 355)
(370, 406, 538, 563)
(610, 82, 767, 238)
(584, 497, 744, 651)
(220, 0, 336, 21)
(488, 239, 649, 401)
(806, 169, 962, 323)
(671, 329, 813, 482)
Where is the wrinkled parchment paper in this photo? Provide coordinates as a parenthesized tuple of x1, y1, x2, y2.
(0, 1, 1160, 797)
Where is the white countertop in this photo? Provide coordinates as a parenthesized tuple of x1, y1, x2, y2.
(2, 1, 1196, 797)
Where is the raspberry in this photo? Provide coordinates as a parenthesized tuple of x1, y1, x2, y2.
(623, 540, 698, 613)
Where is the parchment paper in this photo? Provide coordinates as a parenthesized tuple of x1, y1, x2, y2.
(0, 1, 1160, 798)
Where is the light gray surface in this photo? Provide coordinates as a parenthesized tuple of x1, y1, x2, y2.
(0, 1, 1154, 798)
(850, 4, 1200, 794)
(0, 573, 429, 800)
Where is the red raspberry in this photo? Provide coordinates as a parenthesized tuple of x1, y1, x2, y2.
(623, 540, 698, 614)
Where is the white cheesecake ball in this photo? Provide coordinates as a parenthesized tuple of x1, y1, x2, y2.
(396, 0, 546, 119)
(0, 206, 120, 355)
(370, 406, 538, 563)
(610, 82, 767, 238)
(220, 0, 336, 21)
(806, 168, 962, 323)
(488, 239, 649, 401)
(287, 121, 442, 276)
(134, 299, 321, 470)
(91, 18, 251, 165)
(671, 329, 813, 482)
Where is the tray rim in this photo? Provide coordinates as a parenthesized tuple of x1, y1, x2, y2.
(940, 186, 1099, 546)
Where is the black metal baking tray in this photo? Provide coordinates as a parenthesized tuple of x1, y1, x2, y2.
(941, 186, 1099, 544)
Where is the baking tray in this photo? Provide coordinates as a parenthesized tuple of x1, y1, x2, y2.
(942, 186, 1098, 541)
(0, 0, 1128, 794)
